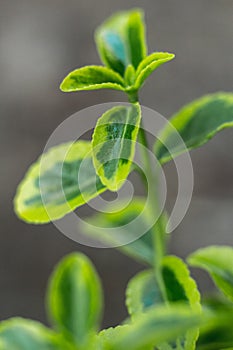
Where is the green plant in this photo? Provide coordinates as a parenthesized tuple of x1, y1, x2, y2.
(2, 8, 233, 350)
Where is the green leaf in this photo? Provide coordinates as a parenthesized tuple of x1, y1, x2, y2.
(161, 256, 201, 350)
(14, 141, 106, 223)
(95, 9, 147, 76)
(110, 304, 204, 350)
(154, 92, 233, 164)
(92, 104, 141, 191)
(126, 270, 162, 320)
(197, 299, 233, 350)
(47, 253, 103, 347)
(130, 52, 175, 90)
(162, 256, 201, 310)
(126, 257, 201, 350)
(60, 65, 125, 92)
(198, 327, 233, 350)
(188, 246, 233, 302)
(127, 10, 147, 70)
(124, 65, 136, 86)
(80, 197, 161, 265)
(95, 326, 131, 350)
(0, 318, 67, 350)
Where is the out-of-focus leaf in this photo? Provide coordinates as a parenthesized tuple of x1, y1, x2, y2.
(188, 246, 233, 302)
(124, 65, 136, 87)
(80, 197, 166, 265)
(110, 305, 204, 350)
(47, 253, 103, 347)
(131, 52, 175, 90)
(95, 326, 132, 350)
(197, 299, 233, 350)
(95, 9, 147, 76)
(0, 318, 67, 350)
(154, 92, 233, 164)
(161, 256, 201, 350)
(162, 256, 201, 309)
(126, 256, 201, 350)
(126, 270, 162, 320)
(60, 66, 125, 92)
(92, 104, 141, 191)
(14, 141, 106, 223)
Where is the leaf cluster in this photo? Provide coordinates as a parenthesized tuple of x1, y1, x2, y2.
(1, 249, 233, 350)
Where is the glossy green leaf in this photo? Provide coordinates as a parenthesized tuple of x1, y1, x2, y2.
(47, 253, 103, 347)
(110, 304, 204, 350)
(80, 197, 163, 265)
(95, 9, 147, 76)
(60, 65, 125, 92)
(126, 257, 201, 350)
(14, 141, 106, 223)
(155, 92, 233, 164)
(92, 104, 141, 191)
(188, 246, 233, 302)
(0, 318, 66, 350)
(131, 52, 175, 90)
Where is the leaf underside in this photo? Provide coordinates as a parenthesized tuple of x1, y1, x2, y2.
(81, 197, 157, 264)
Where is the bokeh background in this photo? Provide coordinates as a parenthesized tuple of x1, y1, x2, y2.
(0, 0, 232, 328)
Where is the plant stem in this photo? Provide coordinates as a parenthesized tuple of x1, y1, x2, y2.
(127, 91, 168, 301)
(138, 125, 168, 303)
(127, 90, 139, 103)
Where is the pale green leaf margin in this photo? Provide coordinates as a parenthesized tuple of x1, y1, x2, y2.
(14, 141, 106, 223)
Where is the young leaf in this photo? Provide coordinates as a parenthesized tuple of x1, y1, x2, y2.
(188, 246, 233, 302)
(47, 253, 103, 347)
(14, 141, 106, 223)
(124, 65, 136, 86)
(60, 65, 125, 92)
(92, 104, 141, 191)
(95, 9, 147, 76)
(110, 304, 204, 350)
(80, 197, 162, 265)
(131, 52, 175, 90)
(127, 10, 147, 70)
(154, 92, 233, 164)
(0, 318, 67, 350)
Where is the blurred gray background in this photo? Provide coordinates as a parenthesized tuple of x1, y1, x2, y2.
(0, 0, 232, 328)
